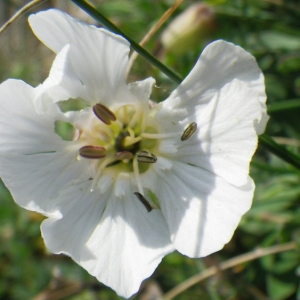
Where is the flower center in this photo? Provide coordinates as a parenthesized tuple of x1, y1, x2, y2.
(76, 102, 159, 197)
(59, 100, 197, 212)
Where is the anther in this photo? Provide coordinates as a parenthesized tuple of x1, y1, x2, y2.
(134, 192, 153, 212)
(181, 122, 197, 141)
(115, 151, 133, 160)
(93, 103, 116, 125)
(79, 146, 106, 159)
(136, 150, 157, 163)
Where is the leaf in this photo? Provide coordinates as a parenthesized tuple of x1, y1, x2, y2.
(259, 31, 300, 51)
(267, 274, 296, 300)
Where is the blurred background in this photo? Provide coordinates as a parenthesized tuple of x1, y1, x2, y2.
(1, 0, 300, 299)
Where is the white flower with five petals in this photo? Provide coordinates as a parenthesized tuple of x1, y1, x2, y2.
(0, 9, 268, 298)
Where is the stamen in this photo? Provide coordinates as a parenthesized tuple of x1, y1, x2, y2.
(93, 103, 116, 125)
(134, 192, 153, 212)
(115, 151, 133, 160)
(181, 122, 197, 141)
(128, 107, 140, 129)
(90, 156, 116, 192)
(79, 146, 106, 159)
(141, 132, 180, 139)
(140, 102, 148, 133)
(136, 150, 157, 163)
(133, 156, 144, 195)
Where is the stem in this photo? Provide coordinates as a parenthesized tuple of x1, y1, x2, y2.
(0, 0, 48, 34)
(163, 242, 297, 300)
(259, 134, 300, 170)
(126, 0, 184, 77)
(71, 0, 182, 84)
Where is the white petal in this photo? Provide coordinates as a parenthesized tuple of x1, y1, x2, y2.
(179, 80, 259, 187)
(145, 161, 253, 257)
(41, 176, 174, 298)
(162, 40, 268, 134)
(29, 9, 136, 107)
(28, 9, 128, 55)
(156, 80, 260, 187)
(0, 152, 88, 216)
(0, 79, 63, 154)
(128, 77, 155, 102)
(0, 79, 91, 215)
(35, 44, 91, 111)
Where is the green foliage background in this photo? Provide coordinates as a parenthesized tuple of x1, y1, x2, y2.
(1, 0, 300, 299)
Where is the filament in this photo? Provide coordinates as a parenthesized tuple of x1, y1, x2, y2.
(133, 156, 144, 195)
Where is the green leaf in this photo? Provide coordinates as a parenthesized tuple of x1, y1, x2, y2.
(259, 31, 300, 51)
(259, 134, 300, 171)
(267, 274, 296, 300)
(268, 99, 300, 112)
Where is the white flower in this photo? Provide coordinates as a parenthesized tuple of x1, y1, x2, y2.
(0, 9, 268, 298)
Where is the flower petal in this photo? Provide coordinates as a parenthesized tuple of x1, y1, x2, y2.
(29, 9, 136, 107)
(156, 80, 260, 187)
(38, 44, 90, 103)
(0, 79, 63, 154)
(128, 77, 155, 102)
(0, 79, 90, 215)
(41, 173, 174, 298)
(144, 161, 253, 257)
(162, 40, 268, 134)
(0, 152, 88, 217)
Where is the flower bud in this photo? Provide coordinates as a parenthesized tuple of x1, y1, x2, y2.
(161, 3, 216, 55)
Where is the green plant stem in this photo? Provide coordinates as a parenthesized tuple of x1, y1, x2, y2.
(71, 0, 182, 84)
(0, 0, 47, 34)
(163, 242, 297, 300)
(259, 134, 300, 170)
(71, 0, 300, 171)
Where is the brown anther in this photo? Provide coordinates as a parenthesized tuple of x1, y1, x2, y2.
(136, 150, 157, 163)
(93, 103, 116, 125)
(134, 192, 153, 212)
(181, 122, 197, 141)
(79, 145, 106, 159)
(115, 151, 133, 160)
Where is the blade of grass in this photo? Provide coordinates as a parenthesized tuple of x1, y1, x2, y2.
(259, 134, 300, 170)
(268, 99, 300, 113)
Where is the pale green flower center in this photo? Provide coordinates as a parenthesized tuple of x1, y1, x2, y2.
(79, 104, 158, 167)
(56, 100, 196, 210)
(75, 103, 161, 200)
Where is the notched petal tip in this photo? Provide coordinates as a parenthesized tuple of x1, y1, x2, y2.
(79, 145, 106, 159)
